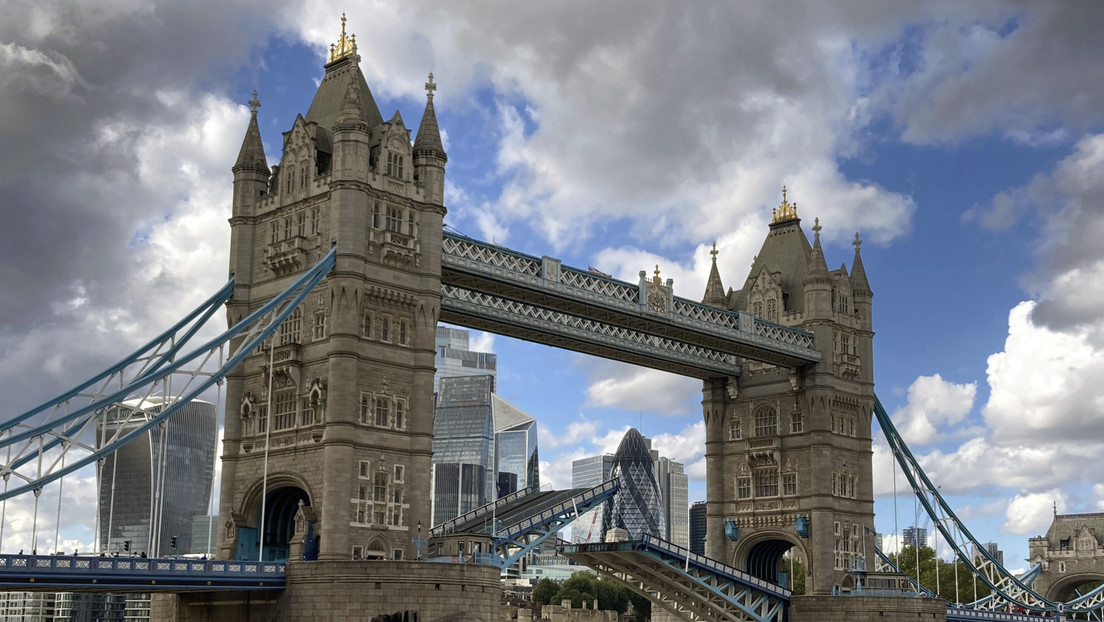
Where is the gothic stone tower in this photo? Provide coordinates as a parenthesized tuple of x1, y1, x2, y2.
(219, 21, 447, 564)
(701, 189, 875, 595)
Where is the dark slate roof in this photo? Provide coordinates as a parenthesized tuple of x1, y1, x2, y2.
(1045, 513, 1104, 541)
(303, 56, 384, 152)
(413, 95, 445, 157)
(233, 111, 268, 172)
(702, 252, 727, 307)
(729, 219, 813, 312)
(851, 241, 872, 295)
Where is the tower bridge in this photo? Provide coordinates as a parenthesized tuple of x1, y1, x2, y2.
(2, 15, 1102, 622)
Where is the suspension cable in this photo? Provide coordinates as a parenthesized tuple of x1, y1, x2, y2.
(53, 453, 64, 554)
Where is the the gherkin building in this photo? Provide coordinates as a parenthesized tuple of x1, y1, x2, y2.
(603, 428, 665, 540)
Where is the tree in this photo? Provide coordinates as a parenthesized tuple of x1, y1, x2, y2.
(530, 571, 650, 620)
(532, 578, 560, 606)
(889, 545, 991, 605)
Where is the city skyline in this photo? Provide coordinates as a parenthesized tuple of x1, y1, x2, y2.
(0, 2, 1102, 572)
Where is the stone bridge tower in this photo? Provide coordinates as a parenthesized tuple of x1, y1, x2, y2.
(701, 189, 876, 595)
(220, 17, 447, 565)
(1028, 512, 1104, 602)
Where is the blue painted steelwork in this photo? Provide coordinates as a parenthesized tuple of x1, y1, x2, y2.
(875, 395, 1104, 618)
(561, 534, 789, 622)
(0, 553, 284, 591)
(873, 546, 936, 598)
(0, 248, 337, 502)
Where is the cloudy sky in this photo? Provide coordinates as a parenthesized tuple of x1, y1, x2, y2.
(1, 1, 1103, 570)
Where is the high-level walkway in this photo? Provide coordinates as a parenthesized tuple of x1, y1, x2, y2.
(440, 231, 820, 378)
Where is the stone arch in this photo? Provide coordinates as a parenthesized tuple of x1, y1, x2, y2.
(733, 529, 807, 589)
(234, 472, 315, 561)
(364, 535, 391, 561)
(1047, 572, 1104, 603)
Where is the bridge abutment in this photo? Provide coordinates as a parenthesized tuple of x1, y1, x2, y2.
(155, 560, 501, 621)
(788, 595, 946, 621)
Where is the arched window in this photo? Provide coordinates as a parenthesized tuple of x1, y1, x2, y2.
(753, 301, 763, 316)
(728, 416, 742, 441)
(753, 404, 777, 437)
(767, 298, 777, 321)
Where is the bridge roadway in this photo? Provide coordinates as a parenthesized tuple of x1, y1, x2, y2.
(440, 231, 821, 378)
(0, 553, 284, 592)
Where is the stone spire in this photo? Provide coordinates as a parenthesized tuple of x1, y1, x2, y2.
(804, 217, 831, 285)
(233, 90, 268, 173)
(850, 232, 872, 295)
(702, 242, 727, 308)
(413, 73, 447, 161)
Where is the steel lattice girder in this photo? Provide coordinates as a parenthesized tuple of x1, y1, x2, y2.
(441, 232, 819, 368)
(0, 249, 337, 502)
(441, 285, 740, 379)
(561, 539, 788, 622)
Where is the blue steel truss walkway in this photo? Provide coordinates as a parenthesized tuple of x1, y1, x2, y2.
(440, 231, 820, 378)
(561, 535, 790, 622)
(0, 553, 284, 592)
(432, 480, 619, 571)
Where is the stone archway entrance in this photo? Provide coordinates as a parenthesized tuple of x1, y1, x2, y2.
(740, 536, 805, 590)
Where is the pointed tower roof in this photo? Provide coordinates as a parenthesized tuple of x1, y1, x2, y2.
(304, 16, 384, 151)
(233, 90, 268, 172)
(850, 232, 872, 295)
(702, 242, 727, 307)
(804, 217, 831, 285)
(335, 73, 368, 127)
(731, 187, 813, 312)
(414, 73, 447, 159)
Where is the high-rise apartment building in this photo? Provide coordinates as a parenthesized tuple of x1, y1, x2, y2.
(657, 456, 688, 546)
(97, 397, 216, 556)
(902, 526, 928, 549)
(689, 501, 707, 555)
(972, 541, 1004, 566)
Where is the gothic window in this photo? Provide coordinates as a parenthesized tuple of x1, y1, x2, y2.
(279, 308, 301, 345)
(299, 164, 307, 189)
(256, 403, 268, 435)
(387, 153, 404, 179)
(386, 206, 402, 232)
(283, 218, 291, 240)
(393, 465, 404, 483)
(311, 207, 321, 234)
(359, 395, 371, 425)
(407, 211, 415, 236)
(286, 170, 294, 194)
(374, 397, 389, 427)
(359, 460, 370, 478)
(300, 397, 315, 426)
(363, 313, 372, 339)
(372, 201, 381, 228)
(753, 301, 763, 316)
(270, 222, 278, 244)
(753, 404, 777, 437)
(394, 398, 406, 429)
(313, 312, 327, 340)
(791, 412, 804, 433)
(381, 317, 390, 342)
(297, 211, 306, 236)
(782, 473, 797, 496)
(1059, 561, 1066, 573)
(737, 477, 751, 499)
(373, 472, 388, 502)
(767, 298, 777, 321)
(754, 469, 778, 497)
(272, 390, 296, 431)
(398, 319, 408, 345)
(729, 416, 742, 441)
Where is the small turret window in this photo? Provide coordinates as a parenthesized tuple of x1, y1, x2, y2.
(387, 153, 404, 179)
(311, 207, 321, 234)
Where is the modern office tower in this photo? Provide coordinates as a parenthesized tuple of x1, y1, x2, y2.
(571, 454, 615, 543)
(689, 501, 707, 555)
(53, 593, 128, 621)
(972, 541, 1004, 566)
(191, 515, 218, 556)
(434, 326, 496, 392)
(492, 395, 539, 497)
(96, 397, 216, 557)
(603, 428, 665, 540)
(433, 375, 497, 525)
(902, 526, 928, 548)
(657, 456, 689, 546)
(0, 592, 56, 621)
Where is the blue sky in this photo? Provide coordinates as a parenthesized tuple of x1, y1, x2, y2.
(1, 2, 1103, 572)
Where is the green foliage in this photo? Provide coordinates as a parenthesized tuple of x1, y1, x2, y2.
(889, 545, 992, 604)
(533, 571, 650, 620)
(783, 555, 806, 595)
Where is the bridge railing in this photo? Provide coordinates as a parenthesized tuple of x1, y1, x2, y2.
(442, 232, 818, 361)
(0, 553, 285, 589)
(639, 534, 792, 599)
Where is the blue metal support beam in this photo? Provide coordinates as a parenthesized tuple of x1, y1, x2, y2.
(0, 553, 284, 592)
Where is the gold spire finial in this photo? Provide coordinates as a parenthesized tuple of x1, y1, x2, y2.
(329, 13, 358, 62)
(772, 185, 799, 224)
(653, 264, 662, 284)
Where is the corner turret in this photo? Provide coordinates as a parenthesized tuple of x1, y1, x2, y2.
(702, 243, 727, 308)
(229, 90, 269, 292)
(413, 73, 447, 205)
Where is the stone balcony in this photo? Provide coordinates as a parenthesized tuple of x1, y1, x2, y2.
(267, 235, 308, 276)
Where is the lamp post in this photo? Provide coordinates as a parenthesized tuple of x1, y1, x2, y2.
(412, 520, 425, 561)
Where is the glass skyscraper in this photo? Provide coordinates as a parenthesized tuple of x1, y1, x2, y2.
(96, 397, 217, 556)
(492, 394, 539, 497)
(571, 454, 614, 543)
(603, 428, 665, 540)
(689, 501, 707, 555)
